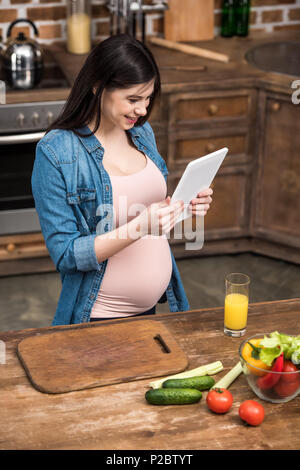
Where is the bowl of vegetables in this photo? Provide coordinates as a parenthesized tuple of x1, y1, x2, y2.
(239, 332, 300, 403)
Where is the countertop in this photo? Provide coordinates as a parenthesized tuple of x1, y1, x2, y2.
(1, 298, 300, 450)
(3, 31, 300, 105)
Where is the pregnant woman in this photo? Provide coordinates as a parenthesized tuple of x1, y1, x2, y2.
(31, 34, 213, 325)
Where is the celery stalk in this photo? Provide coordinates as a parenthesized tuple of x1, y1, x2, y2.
(149, 361, 224, 389)
(212, 362, 243, 389)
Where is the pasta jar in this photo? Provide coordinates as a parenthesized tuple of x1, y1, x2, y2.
(67, 0, 91, 54)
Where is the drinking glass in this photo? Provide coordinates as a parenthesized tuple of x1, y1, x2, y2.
(224, 273, 250, 337)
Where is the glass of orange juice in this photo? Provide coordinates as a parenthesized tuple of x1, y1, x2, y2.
(224, 273, 250, 337)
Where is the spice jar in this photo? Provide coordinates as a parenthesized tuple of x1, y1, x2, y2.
(67, 0, 91, 54)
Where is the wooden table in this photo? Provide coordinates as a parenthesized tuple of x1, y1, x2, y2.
(1, 299, 300, 450)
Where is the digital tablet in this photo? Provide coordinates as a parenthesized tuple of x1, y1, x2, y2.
(171, 147, 228, 223)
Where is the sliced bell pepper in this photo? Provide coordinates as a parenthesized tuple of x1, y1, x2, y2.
(242, 339, 272, 376)
(257, 352, 284, 390)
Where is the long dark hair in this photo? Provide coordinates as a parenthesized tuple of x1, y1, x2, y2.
(47, 34, 161, 137)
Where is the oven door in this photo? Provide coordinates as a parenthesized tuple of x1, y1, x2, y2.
(0, 131, 45, 235)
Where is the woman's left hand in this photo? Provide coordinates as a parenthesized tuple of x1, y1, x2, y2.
(188, 187, 213, 216)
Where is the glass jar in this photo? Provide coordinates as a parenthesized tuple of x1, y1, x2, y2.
(67, 0, 91, 54)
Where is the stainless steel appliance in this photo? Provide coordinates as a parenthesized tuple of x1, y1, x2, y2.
(0, 100, 66, 235)
(0, 38, 69, 235)
(0, 19, 44, 90)
(106, 0, 168, 42)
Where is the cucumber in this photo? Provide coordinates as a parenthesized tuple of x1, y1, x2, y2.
(145, 388, 202, 405)
(162, 375, 215, 391)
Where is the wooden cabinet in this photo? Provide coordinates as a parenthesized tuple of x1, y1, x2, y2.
(152, 84, 300, 262)
(150, 88, 257, 255)
(0, 233, 47, 261)
(1, 67, 299, 274)
(166, 89, 256, 170)
(250, 90, 300, 262)
(0, 233, 55, 276)
(169, 91, 251, 124)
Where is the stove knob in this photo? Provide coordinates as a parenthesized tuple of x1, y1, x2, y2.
(47, 111, 54, 125)
(32, 112, 40, 126)
(17, 112, 25, 127)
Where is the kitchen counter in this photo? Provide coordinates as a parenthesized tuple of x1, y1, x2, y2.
(4, 30, 299, 105)
(1, 298, 300, 450)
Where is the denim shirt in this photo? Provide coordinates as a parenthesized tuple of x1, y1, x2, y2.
(31, 121, 190, 325)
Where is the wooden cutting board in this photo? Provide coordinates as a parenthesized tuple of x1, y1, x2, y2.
(17, 320, 189, 394)
(164, 0, 215, 42)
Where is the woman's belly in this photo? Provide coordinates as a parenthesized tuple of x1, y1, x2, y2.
(90, 235, 172, 318)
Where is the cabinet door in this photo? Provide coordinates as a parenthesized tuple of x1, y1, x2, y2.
(252, 91, 300, 247)
(168, 165, 251, 244)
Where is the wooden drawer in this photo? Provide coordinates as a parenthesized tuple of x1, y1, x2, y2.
(169, 90, 252, 126)
(0, 233, 47, 261)
(166, 126, 250, 169)
(173, 134, 247, 163)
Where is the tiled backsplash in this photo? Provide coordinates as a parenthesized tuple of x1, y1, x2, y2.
(0, 0, 299, 46)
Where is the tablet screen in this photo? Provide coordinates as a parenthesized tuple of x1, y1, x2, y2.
(171, 147, 228, 223)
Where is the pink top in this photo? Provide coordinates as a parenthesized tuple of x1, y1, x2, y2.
(90, 154, 172, 318)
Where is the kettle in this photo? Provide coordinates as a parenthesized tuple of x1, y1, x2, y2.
(0, 19, 44, 90)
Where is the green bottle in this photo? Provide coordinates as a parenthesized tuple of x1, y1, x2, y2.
(235, 0, 251, 37)
(221, 0, 236, 38)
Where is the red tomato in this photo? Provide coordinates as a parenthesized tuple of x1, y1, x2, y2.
(274, 379, 300, 398)
(206, 388, 233, 414)
(280, 360, 299, 383)
(239, 400, 265, 426)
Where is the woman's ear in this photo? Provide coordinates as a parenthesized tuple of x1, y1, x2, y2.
(92, 81, 101, 95)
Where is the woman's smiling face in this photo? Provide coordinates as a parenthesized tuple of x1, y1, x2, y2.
(100, 79, 155, 130)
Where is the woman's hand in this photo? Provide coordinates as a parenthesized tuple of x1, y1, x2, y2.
(134, 196, 184, 237)
(188, 187, 213, 216)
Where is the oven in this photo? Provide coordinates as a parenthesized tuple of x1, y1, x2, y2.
(0, 100, 66, 235)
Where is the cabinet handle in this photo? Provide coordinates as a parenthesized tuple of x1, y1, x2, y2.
(271, 102, 281, 112)
(32, 112, 40, 126)
(6, 243, 16, 253)
(17, 112, 25, 127)
(208, 103, 219, 116)
(206, 142, 216, 153)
